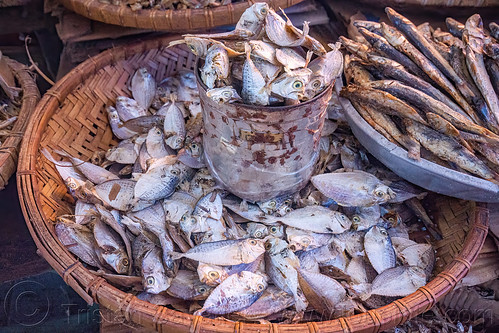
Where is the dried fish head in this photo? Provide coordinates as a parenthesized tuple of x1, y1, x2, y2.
(206, 86, 242, 104)
(142, 248, 171, 294)
(267, 224, 285, 238)
(234, 2, 269, 36)
(270, 68, 312, 100)
(246, 222, 269, 239)
(201, 44, 230, 89)
(257, 195, 292, 215)
(167, 270, 213, 301)
(197, 263, 229, 286)
(249, 40, 278, 64)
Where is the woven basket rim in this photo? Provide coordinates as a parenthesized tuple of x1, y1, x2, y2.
(17, 36, 490, 332)
(58, 0, 304, 31)
(0, 57, 40, 189)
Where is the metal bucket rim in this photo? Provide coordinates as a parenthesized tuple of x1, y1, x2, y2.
(194, 57, 334, 112)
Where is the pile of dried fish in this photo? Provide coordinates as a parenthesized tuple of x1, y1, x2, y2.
(45, 66, 439, 323)
(340, 8, 499, 184)
(170, 2, 342, 106)
(100, 0, 241, 12)
(0, 52, 22, 147)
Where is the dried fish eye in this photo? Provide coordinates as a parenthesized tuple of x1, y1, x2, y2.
(191, 143, 198, 149)
(312, 80, 321, 89)
(375, 190, 385, 197)
(171, 169, 180, 175)
(269, 226, 278, 233)
(249, 239, 258, 246)
(254, 231, 263, 238)
(155, 129, 162, 135)
(379, 229, 388, 236)
(264, 242, 272, 250)
(68, 182, 77, 189)
(190, 217, 197, 224)
(352, 216, 361, 223)
(208, 271, 219, 279)
(121, 258, 129, 267)
(260, 7, 267, 14)
(285, 207, 292, 213)
(181, 214, 188, 221)
(256, 283, 265, 292)
(222, 91, 232, 98)
(292, 81, 303, 89)
(284, 199, 292, 206)
(268, 200, 277, 208)
(340, 214, 347, 220)
(197, 287, 207, 293)
(388, 217, 395, 222)
(146, 276, 155, 285)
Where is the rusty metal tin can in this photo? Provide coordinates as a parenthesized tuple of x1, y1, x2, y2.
(196, 66, 333, 202)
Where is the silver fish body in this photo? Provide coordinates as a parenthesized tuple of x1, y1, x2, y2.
(167, 270, 212, 300)
(141, 247, 171, 294)
(196, 271, 267, 315)
(312, 171, 396, 207)
(172, 238, 266, 266)
(265, 238, 308, 312)
(131, 68, 156, 110)
(364, 226, 396, 274)
(370, 266, 426, 297)
(115, 96, 147, 121)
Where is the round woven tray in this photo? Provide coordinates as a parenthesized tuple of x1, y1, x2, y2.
(59, 0, 303, 31)
(17, 36, 490, 332)
(0, 57, 39, 190)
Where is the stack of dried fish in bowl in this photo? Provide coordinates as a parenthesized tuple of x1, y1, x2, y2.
(101, 0, 243, 11)
(171, 2, 342, 106)
(340, 8, 499, 184)
(43, 65, 439, 322)
(0, 52, 22, 147)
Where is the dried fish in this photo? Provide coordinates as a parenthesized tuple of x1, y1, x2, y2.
(195, 271, 267, 315)
(242, 43, 269, 105)
(405, 119, 496, 180)
(131, 68, 156, 110)
(312, 171, 396, 207)
(364, 226, 396, 274)
(370, 266, 426, 297)
(206, 86, 241, 104)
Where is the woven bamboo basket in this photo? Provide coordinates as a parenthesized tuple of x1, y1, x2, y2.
(58, 0, 303, 31)
(0, 57, 39, 190)
(17, 36, 490, 332)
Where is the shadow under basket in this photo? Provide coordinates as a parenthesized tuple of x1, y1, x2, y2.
(0, 57, 40, 190)
(17, 36, 490, 332)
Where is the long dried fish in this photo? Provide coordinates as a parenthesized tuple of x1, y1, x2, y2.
(357, 27, 429, 79)
(381, 23, 478, 123)
(365, 54, 469, 120)
(340, 84, 427, 124)
(405, 119, 496, 180)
